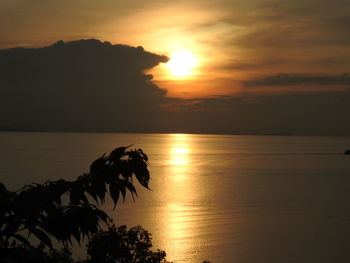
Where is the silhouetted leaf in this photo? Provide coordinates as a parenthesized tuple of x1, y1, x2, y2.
(138, 148, 149, 162)
(70, 183, 81, 204)
(90, 155, 107, 174)
(0, 182, 8, 195)
(85, 186, 98, 203)
(39, 207, 71, 244)
(119, 180, 126, 202)
(109, 182, 120, 209)
(103, 166, 118, 184)
(119, 161, 132, 180)
(12, 234, 30, 246)
(94, 209, 109, 224)
(70, 182, 89, 204)
(30, 227, 53, 248)
(135, 167, 150, 189)
(109, 145, 132, 163)
(119, 162, 132, 180)
(72, 228, 81, 245)
(91, 177, 106, 204)
(124, 180, 137, 201)
(1, 219, 21, 238)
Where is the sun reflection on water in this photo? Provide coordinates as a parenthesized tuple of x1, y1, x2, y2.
(157, 134, 201, 261)
(169, 146, 189, 166)
(168, 134, 192, 178)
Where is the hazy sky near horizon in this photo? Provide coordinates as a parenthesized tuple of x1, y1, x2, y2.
(1, 0, 350, 98)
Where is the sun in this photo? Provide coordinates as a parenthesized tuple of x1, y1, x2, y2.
(166, 50, 198, 78)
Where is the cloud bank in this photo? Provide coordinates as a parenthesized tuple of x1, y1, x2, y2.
(0, 39, 168, 132)
(243, 73, 350, 87)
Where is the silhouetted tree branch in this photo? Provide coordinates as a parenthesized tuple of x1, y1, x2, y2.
(0, 146, 150, 248)
(0, 145, 212, 263)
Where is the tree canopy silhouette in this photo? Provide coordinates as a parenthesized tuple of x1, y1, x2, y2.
(86, 224, 168, 263)
(0, 145, 212, 263)
(0, 145, 150, 248)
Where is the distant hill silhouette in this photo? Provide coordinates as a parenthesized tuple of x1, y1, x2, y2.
(0, 126, 23, 132)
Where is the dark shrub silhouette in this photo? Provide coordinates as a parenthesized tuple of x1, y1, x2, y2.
(0, 225, 170, 263)
(86, 224, 168, 263)
(0, 242, 75, 263)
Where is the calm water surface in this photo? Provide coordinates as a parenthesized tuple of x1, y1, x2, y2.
(1, 132, 350, 263)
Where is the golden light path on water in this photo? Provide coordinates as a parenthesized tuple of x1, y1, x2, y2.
(113, 133, 211, 263)
(158, 134, 202, 262)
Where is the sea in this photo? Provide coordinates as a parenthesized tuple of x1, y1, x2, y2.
(1, 132, 350, 263)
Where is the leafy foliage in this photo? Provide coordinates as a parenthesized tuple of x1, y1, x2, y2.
(85, 224, 169, 263)
(0, 145, 212, 263)
(0, 224, 172, 263)
(0, 241, 75, 263)
(0, 146, 150, 247)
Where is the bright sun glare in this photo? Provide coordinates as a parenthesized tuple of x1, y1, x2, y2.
(167, 50, 197, 78)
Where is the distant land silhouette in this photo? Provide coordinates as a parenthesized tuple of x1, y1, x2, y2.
(0, 126, 23, 132)
(1, 39, 350, 136)
(0, 122, 293, 136)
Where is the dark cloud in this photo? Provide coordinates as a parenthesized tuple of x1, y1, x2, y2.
(0, 39, 168, 132)
(219, 58, 290, 71)
(243, 73, 350, 87)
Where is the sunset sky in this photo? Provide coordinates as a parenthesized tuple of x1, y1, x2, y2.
(1, 0, 350, 135)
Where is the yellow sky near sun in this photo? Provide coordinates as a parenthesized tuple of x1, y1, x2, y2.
(1, 1, 350, 99)
(100, 6, 248, 97)
(101, 4, 350, 98)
